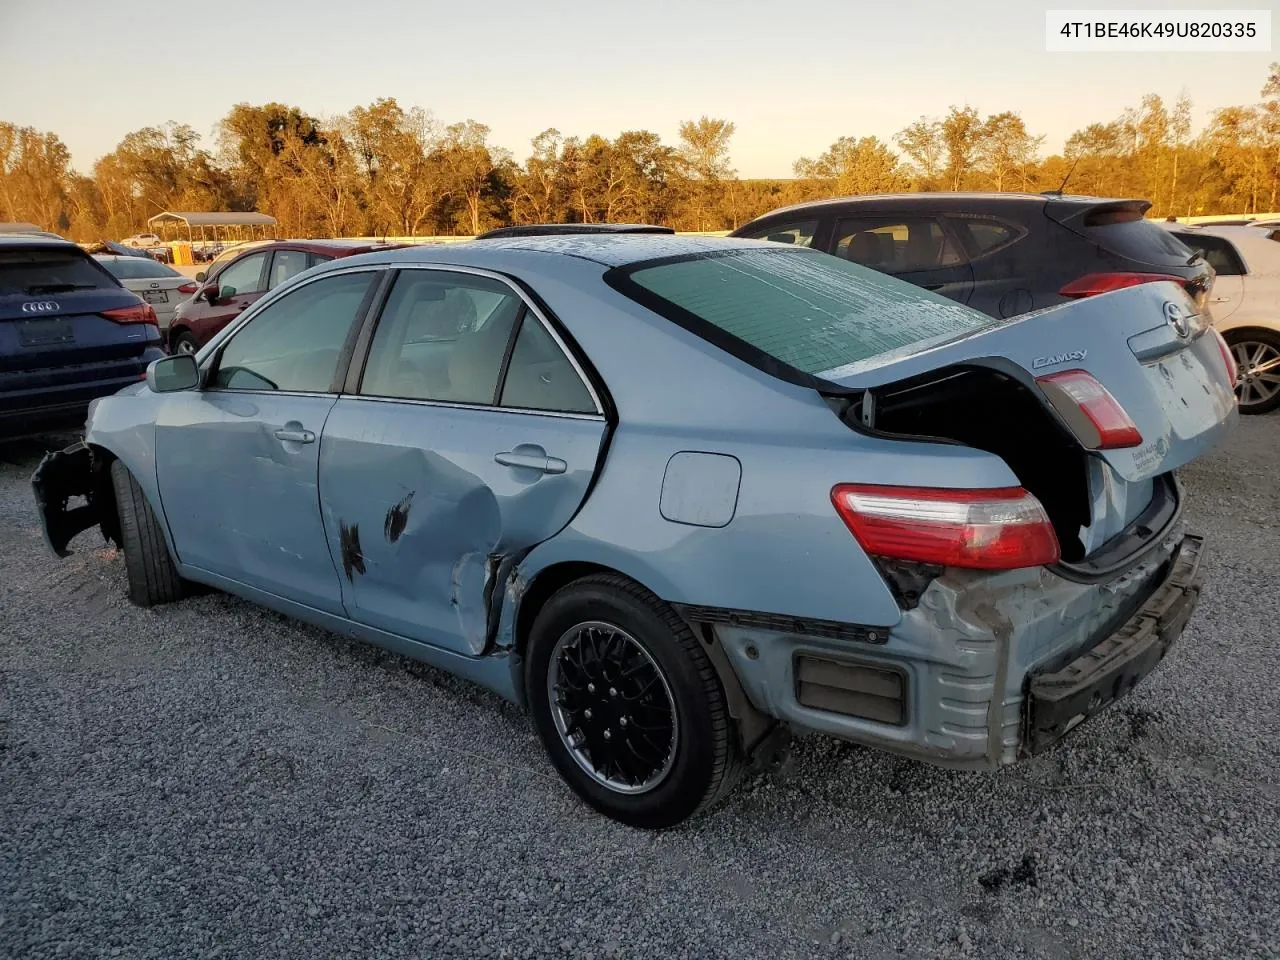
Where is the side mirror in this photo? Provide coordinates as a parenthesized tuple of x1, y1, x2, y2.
(146, 354, 200, 393)
(216, 284, 236, 301)
(195, 271, 207, 283)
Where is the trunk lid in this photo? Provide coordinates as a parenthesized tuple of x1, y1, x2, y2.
(820, 280, 1237, 484)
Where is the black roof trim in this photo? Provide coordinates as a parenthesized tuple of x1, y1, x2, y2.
(475, 223, 675, 240)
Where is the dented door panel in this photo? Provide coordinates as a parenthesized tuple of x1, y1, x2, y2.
(154, 390, 346, 614)
(317, 397, 607, 656)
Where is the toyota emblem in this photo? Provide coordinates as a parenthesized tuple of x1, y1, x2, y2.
(21, 300, 60, 313)
(1163, 300, 1191, 339)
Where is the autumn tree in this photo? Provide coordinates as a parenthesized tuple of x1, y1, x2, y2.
(794, 136, 906, 194)
(676, 116, 736, 230)
(895, 117, 944, 189)
(976, 113, 1043, 191)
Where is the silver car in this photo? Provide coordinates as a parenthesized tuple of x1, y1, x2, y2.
(93, 255, 195, 332)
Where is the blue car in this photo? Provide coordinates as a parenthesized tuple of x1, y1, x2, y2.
(31, 235, 1237, 827)
(1, 235, 165, 440)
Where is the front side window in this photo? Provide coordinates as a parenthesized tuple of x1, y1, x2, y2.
(833, 218, 964, 273)
(738, 219, 819, 247)
(360, 271, 524, 405)
(215, 252, 269, 296)
(616, 248, 992, 377)
(213, 271, 374, 392)
(268, 250, 310, 289)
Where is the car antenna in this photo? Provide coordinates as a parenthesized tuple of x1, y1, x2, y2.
(1042, 157, 1079, 197)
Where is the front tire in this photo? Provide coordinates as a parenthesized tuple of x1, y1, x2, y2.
(526, 574, 743, 828)
(110, 460, 183, 607)
(1225, 329, 1280, 415)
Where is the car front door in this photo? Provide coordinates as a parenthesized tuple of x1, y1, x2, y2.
(830, 216, 975, 304)
(154, 268, 382, 613)
(318, 267, 609, 656)
(189, 251, 271, 345)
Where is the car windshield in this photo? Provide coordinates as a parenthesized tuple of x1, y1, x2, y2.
(0, 247, 118, 295)
(619, 247, 994, 376)
(99, 257, 181, 280)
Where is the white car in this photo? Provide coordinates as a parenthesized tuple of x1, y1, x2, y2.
(121, 233, 163, 249)
(93, 254, 195, 332)
(1163, 223, 1280, 414)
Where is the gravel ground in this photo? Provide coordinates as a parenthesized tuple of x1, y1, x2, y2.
(2, 420, 1278, 960)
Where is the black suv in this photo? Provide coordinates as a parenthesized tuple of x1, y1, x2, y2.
(1, 236, 165, 440)
(731, 193, 1212, 319)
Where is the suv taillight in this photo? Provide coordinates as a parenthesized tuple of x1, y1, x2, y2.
(101, 303, 158, 325)
(831, 484, 1061, 570)
(1036, 369, 1143, 449)
(1059, 272, 1193, 299)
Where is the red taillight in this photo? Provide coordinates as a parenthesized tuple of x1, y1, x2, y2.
(101, 303, 158, 325)
(831, 484, 1061, 571)
(1209, 327, 1238, 393)
(1036, 369, 1143, 449)
(177, 282, 198, 295)
(1059, 272, 1192, 299)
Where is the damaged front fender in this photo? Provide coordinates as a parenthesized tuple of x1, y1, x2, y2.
(30, 441, 114, 557)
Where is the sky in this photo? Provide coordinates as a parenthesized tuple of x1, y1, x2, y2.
(0, 0, 1273, 178)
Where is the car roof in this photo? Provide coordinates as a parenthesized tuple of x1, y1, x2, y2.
(0, 234, 81, 249)
(744, 191, 1141, 221)
(476, 223, 674, 240)
(353, 232, 769, 270)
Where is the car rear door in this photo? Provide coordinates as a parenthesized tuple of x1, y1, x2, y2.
(318, 266, 609, 656)
(154, 268, 382, 613)
(829, 215, 975, 304)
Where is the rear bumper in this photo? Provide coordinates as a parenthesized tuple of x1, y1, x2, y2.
(0, 350, 162, 440)
(709, 526, 1201, 769)
(1025, 533, 1203, 752)
(31, 441, 106, 557)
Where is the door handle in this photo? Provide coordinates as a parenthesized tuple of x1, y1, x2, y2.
(274, 427, 315, 444)
(495, 450, 567, 474)
(1211, 297, 1231, 303)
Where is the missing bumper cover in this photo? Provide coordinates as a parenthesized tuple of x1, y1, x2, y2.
(1025, 533, 1204, 754)
(794, 655, 908, 726)
(31, 442, 103, 557)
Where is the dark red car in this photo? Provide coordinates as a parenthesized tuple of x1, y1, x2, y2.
(167, 240, 407, 354)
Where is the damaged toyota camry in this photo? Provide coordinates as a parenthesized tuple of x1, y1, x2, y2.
(31, 233, 1237, 828)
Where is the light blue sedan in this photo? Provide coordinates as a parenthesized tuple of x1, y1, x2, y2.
(32, 234, 1237, 827)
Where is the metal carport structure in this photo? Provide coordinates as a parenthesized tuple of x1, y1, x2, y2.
(146, 211, 278, 244)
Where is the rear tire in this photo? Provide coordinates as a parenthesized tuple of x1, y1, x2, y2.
(110, 460, 183, 607)
(525, 574, 743, 829)
(1225, 329, 1280, 415)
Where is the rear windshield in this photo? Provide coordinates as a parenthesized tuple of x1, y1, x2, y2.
(0, 247, 118, 295)
(1086, 218, 1195, 267)
(616, 248, 993, 376)
(98, 257, 181, 280)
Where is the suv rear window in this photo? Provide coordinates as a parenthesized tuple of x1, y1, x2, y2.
(613, 248, 992, 377)
(1080, 217, 1195, 267)
(0, 247, 118, 295)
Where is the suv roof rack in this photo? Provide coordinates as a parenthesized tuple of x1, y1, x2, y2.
(475, 223, 675, 240)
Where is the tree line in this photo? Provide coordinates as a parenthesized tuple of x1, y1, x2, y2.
(1, 63, 1277, 242)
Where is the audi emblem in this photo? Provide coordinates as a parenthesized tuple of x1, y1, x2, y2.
(21, 300, 60, 313)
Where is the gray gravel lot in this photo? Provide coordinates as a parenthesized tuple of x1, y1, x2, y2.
(2, 421, 1278, 959)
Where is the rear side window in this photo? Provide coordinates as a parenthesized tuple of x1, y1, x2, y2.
(947, 218, 1022, 258)
(1171, 232, 1246, 277)
(832, 219, 964, 273)
(737, 219, 819, 247)
(616, 248, 992, 377)
(0, 247, 118, 294)
(98, 257, 181, 280)
(268, 249, 310, 289)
